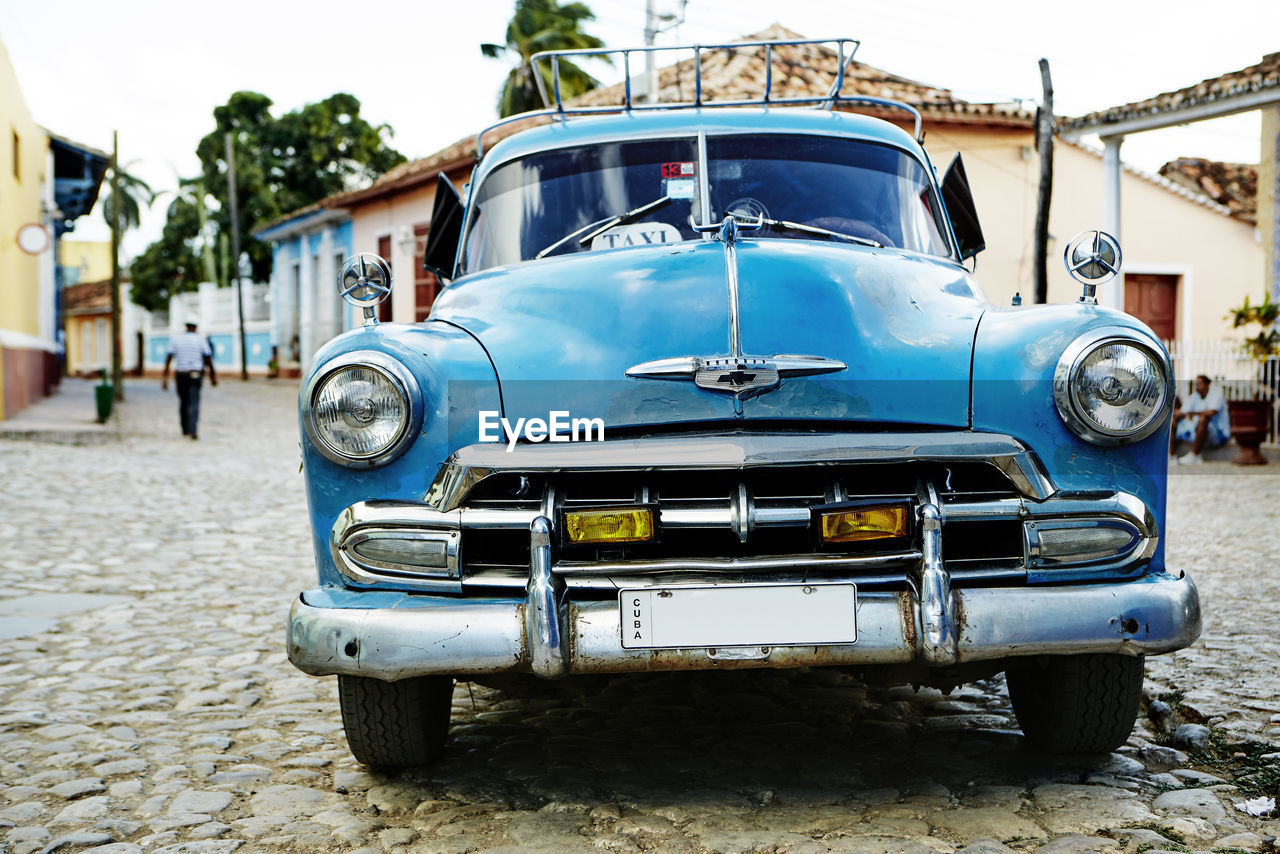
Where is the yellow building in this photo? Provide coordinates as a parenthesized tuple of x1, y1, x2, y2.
(59, 239, 113, 286)
(0, 39, 53, 420)
(0, 39, 107, 419)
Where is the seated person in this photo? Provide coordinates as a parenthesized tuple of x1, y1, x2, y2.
(1170, 374, 1229, 464)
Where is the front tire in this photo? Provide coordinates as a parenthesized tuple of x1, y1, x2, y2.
(338, 674, 454, 769)
(1006, 653, 1144, 754)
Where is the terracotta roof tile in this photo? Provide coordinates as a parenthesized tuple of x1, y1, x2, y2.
(569, 24, 1032, 126)
(1157, 157, 1257, 224)
(63, 278, 113, 313)
(1060, 51, 1280, 133)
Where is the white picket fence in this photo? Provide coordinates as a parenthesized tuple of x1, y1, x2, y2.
(1165, 339, 1280, 446)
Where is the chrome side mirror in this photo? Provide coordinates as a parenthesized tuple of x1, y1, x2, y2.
(1063, 231, 1122, 305)
(338, 253, 393, 326)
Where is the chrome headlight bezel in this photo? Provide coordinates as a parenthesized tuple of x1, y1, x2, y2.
(302, 350, 423, 467)
(1053, 327, 1173, 446)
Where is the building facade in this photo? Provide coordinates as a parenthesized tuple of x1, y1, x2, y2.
(0, 39, 107, 419)
(0, 40, 56, 420)
(254, 208, 355, 376)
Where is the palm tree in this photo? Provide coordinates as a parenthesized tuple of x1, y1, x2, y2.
(100, 161, 156, 233)
(481, 0, 610, 117)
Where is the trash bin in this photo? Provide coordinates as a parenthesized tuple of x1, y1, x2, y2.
(95, 371, 113, 423)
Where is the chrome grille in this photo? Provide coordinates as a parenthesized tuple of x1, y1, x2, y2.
(456, 462, 1027, 592)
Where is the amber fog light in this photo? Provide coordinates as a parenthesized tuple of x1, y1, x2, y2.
(815, 501, 912, 545)
(562, 507, 656, 545)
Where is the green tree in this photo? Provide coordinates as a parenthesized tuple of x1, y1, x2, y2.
(482, 0, 610, 117)
(100, 161, 156, 233)
(130, 91, 404, 308)
(128, 197, 202, 311)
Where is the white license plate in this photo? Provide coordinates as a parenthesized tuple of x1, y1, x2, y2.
(619, 582, 857, 650)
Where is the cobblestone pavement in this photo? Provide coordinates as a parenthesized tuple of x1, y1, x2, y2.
(1, 379, 1279, 854)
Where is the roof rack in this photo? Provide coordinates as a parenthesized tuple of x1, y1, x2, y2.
(475, 37, 924, 159)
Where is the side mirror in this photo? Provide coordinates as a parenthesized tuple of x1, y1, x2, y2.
(1063, 230, 1122, 304)
(424, 174, 464, 280)
(940, 153, 985, 261)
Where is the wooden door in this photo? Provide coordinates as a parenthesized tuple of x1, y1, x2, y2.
(376, 235, 394, 323)
(1124, 273, 1178, 341)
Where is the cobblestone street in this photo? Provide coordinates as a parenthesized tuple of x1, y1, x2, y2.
(2, 379, 1279, 854)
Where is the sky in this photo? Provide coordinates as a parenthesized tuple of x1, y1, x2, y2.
(3, 0, 1278, 260)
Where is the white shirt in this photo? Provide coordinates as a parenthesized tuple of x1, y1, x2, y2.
(1183, 385, 1229, 436)
(168, 331, 211, 372)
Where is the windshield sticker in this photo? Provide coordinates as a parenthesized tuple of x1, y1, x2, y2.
(664, 178, 696, 199)
(589, 222, 682, 251)
(661, 161, 695, 178)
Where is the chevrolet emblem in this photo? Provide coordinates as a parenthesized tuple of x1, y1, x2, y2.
(695, 358, 780, 394)
(627, 354, 846, 398)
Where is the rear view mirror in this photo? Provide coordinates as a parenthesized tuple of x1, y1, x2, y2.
(940, 154, 985, 261)
(424, 174, 464, 280)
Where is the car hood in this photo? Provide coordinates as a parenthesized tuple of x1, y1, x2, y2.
(432, 239, 983, 432)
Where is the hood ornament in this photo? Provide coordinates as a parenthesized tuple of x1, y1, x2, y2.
(627, 215, 845, 398)
(1063, 230, 1122, 305)
(338, 253, 394, 326)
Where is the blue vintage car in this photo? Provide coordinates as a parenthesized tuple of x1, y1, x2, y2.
(287, 38, 1200, 768)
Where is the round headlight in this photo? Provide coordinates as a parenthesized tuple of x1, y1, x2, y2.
(1054, 331, 1171, 445)
(304, 352, 421, 467)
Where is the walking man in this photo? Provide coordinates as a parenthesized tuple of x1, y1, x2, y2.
(161, 321, 217, 439)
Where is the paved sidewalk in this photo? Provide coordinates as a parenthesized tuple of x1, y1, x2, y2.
(0, 378, 120, 444)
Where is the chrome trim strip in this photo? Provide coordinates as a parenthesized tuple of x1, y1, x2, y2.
(943, 498, 1024, 519)
(918, 503, 957, 665)
(330, 559, 463, 594)
(697, 130, 711, 229)
(525, 516, 567, 679)
(465, 569, 915, 592)
(425, 432, 1058, 510)
(719, 216, 745, 358)
(553, 551, 922, 576)
(287, 572, 1201, 680)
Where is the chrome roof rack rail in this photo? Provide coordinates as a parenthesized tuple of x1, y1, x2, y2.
(474, 37, 924, 159)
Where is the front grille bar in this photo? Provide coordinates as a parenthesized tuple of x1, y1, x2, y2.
(553, 550, 921, 576)
(426, 431, 1057, 512)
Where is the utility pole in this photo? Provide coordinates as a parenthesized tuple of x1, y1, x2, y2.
(225, 132, 248, 381)
(110, 130, 124, 402)
(1033, 58, 1054, 304)
(641, 0, 685, 104)
(642, 0, 658, 105)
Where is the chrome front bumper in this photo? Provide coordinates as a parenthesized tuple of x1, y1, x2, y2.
(288, 515, 1201, 681)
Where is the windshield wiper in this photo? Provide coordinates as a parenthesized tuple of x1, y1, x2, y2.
(534, 195, 673, 260)
(744, 214, 882, 248)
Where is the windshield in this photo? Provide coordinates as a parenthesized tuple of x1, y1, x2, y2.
(462, 132, 952, 273)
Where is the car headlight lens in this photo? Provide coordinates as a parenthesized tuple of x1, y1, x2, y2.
(1054, 332, 1170, 444)
(304, 352, 420, 466)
